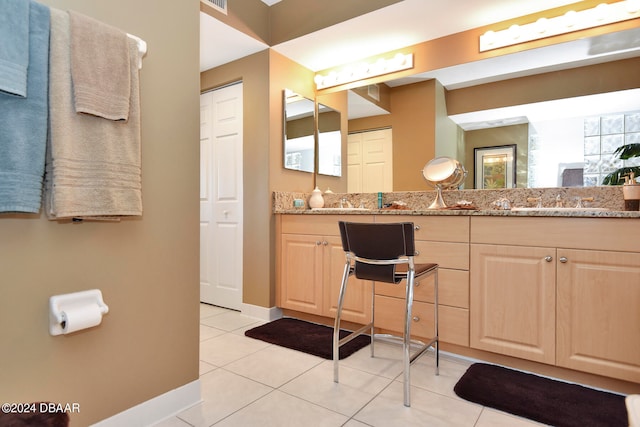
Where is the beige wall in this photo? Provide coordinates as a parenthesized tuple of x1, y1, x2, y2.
(201, 49, 323, 308)
(464, 124, 529, 189)
(447, 57, 640, 116)
(316, 91, 349, 193)
(201, 50, 274, 307)
(347, 80, 450, 191)
(0, 1, 201, 426)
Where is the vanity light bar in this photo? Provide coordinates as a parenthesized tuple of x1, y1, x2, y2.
(314, 53, 414, 90)
(480, 0, 640, 52)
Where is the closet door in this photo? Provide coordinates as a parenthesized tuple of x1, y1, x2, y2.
(200, 82, 243, 310)
(348, 128, 392, 193)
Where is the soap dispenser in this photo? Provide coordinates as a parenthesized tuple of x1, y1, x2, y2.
(308, 186, 325, 208)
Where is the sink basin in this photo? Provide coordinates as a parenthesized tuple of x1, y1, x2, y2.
(511, 207, 609, 212)
(311, 207, 370, 211)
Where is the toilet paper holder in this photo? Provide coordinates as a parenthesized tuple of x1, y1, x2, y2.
(49, 289, 109, 336)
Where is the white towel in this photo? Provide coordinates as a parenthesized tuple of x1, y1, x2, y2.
(45, 8, 142, 220)
(69, 10, 131, 121)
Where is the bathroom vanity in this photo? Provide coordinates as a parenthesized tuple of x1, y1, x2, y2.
(275, 202, 640, 386)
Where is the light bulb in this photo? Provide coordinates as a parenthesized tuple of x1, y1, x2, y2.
(564, 10, 577, 28)
(509, 24, 521, 40)
(535, 17, 549, 34)
(625, 0, 640, 13)
(483, 30, 496, 46)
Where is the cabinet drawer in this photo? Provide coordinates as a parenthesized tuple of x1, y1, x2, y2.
(375, 269, 469, 308)
(375, 295, 469, 346)
(415, 241, 469, 270)
(375, 215, 469, 243)
(281, 214, 373, 236)
(470, 216, 640, 252)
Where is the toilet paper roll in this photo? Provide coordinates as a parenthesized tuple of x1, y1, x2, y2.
(61, 304, 103, 334)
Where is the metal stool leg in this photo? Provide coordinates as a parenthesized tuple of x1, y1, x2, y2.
(403, 268, 416, 407)
(370, 280, 375, 358)
(333, 260, 351, 383)
(434, 269, 439, 376)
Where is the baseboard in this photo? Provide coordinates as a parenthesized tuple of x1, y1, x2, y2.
(241, 303, 282, 322)
(91, 379, 201, 427)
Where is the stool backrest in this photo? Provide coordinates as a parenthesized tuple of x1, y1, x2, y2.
(338, 221, 416, 284)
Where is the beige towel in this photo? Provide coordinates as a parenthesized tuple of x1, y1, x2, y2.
(69, 10, 130, 121)
(46, 8, 142, 220)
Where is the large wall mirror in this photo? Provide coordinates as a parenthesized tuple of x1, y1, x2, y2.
(283, 89, 315, 173)
(344, 26, 640, 190)
(317, 103, 342, 177)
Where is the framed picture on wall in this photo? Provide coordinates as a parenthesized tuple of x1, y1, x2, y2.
(474, 145, 516, 189)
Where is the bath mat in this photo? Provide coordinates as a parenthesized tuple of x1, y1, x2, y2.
(454, 363, 628, 427)
(245, 317, 370, 360)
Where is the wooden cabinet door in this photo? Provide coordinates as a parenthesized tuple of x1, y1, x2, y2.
(279, 234, 323, 314)
(557, 249, 640, 382)
(323, 235, 372, 324)
(470, 244, 556, 364)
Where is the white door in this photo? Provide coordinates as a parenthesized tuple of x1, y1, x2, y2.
(348, 128, 393, 193)
(200, 83, 243, 310)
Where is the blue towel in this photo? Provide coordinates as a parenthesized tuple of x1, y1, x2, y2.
(0, 0, 49, 213)
(0, 0, 30, 97)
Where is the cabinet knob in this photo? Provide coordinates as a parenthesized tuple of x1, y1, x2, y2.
(412, 316, 420, 322)
(559, 257, 568, 263)
(545, 256, 553, 262)
(316, 241, 322, 246)
(415, 250, 420, 256)
(414, 225, 421, 231)
(323, 241, 328, 246)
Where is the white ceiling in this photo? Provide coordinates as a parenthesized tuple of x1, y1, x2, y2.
(200, 0, 640, 124)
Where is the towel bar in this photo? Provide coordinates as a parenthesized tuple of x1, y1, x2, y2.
(126, 33, 147, 69)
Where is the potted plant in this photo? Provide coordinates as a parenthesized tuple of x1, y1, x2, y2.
(602, 143, 640, 185)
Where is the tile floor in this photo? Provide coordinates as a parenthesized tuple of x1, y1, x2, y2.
(153, 303, 545, 427)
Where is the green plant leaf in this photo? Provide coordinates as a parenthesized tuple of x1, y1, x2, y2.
(602, 166, 640, 185)
(612, 143, 640, 159)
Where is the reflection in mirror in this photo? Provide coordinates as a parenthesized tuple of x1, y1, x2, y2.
(317, 103, 342, 177)
(344, 26, 640, 189)
(283, 89, 315, 173)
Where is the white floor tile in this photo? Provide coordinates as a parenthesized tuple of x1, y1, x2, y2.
(177, 369, 272, 426)
(280, 360, 394, 417)
(190, 304, 575, 427)
(150, 416, 192, 427)
(200, 303, 227, 319)
(200, 324, 225, 342)
(409, 355, 472, 399)
(224, 344, 324, 388)
(353, 379, 483, 427)
(200, 330, 270, 367)
(475, 408, 548, 426)
(200, 310, 262, 332)
(214, 390, 348, 427)
(339, 340, 404, 379)
(199, 360, 216, 376)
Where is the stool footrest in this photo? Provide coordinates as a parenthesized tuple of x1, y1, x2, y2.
(338, 322, 373, 347)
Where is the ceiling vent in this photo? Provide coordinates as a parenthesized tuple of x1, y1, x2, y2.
(205, 0, 227, 14)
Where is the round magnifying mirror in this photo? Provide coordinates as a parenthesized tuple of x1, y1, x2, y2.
(422, 157, 466, 209)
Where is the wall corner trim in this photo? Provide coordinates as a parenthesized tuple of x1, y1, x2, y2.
(90, 380, 201, 427)
(241, 303, 283, 322)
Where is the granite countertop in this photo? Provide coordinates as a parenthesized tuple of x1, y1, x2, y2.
(274, 188, 640, 219)
(276, 207, 640, 218)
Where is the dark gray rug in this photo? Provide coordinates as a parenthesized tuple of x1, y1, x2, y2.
(245, 317, 370, 359)
(454, 363, 628, 427)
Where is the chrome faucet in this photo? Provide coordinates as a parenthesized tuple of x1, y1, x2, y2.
(340, 198, 353, 208)
(555, 195, 563, 208)
(527, 197, 542, 208)
(575, 197, 594, 208)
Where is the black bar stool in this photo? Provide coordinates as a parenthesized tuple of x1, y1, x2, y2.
(333, 221, 439, 407)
